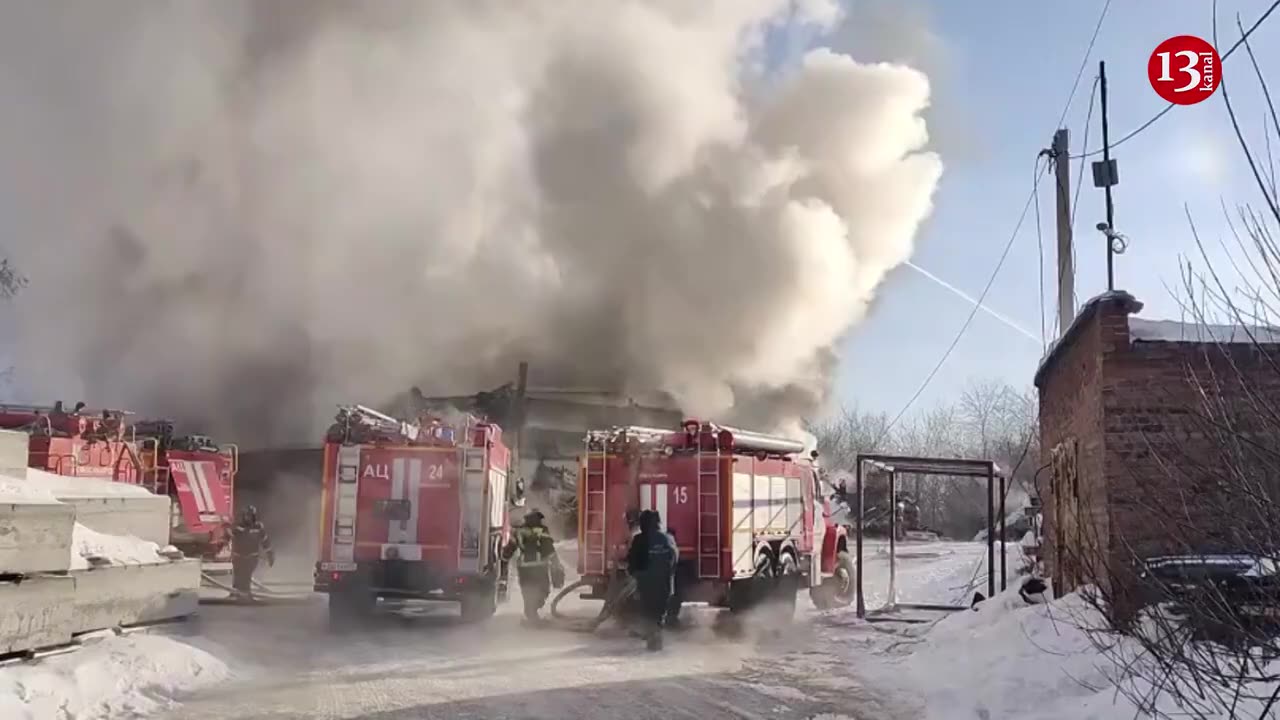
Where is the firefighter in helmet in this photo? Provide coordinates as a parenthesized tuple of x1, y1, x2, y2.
(230, 505, 275, 599)
(626, 509, 678, 651)
(501, 509, 564, 623)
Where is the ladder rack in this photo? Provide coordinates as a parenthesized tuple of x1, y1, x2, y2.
(335, 404, 421, 442)
(696, 435, 722, 579)
(582, 439, 609, 575)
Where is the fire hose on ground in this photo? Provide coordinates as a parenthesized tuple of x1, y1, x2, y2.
(549, 575, 636, 633)
(199, 571, 315, 606)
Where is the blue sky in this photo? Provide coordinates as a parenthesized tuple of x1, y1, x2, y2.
(824, 0, 1280, 418)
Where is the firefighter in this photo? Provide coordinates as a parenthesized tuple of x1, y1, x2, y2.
(626, 509, 678, 651)
(230, 505, 274, 599)
(501, 509, 563, 623)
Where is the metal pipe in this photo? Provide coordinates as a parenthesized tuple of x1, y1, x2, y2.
(999, 474, 1008, 592)
(717, 425, 806, 455)
(987, 466, 996, 598)
(888, 470, 897, 609)
(855, 459, 865, 619)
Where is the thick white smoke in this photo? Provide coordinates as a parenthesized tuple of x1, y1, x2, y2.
(0, 1, 941, 445)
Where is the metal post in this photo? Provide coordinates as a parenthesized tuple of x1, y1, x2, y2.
(855, 459, 865, 619)
(1100, 60, 1116, 291)
(887, 470, 897, 610)
(999, 474, 1008, 592)
(987, 466, 996, 598)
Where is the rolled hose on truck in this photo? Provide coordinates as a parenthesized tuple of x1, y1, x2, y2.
(549, 576, 636, 632)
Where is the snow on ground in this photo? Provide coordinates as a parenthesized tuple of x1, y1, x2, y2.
(850, 579, 1280, 720)
(70, 522, 164, 570)
(855, 539, 1024, 611)
(0, 633, 228, 720)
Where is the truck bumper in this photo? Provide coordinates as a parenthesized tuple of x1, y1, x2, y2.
(314, 560, 495, 600)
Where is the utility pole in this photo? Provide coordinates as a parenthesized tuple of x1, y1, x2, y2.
(1098, 60, 1117, 291)
(1052, 129, 1075, 336)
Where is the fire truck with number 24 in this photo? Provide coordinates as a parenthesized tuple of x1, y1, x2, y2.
(314, 405, 523, 627)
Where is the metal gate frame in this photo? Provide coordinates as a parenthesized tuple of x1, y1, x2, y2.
(852, 453, 1008, 619)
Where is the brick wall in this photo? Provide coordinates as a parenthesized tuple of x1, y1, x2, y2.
(1036, 294, 1120, 593)
(1038, 291, 1280, 598)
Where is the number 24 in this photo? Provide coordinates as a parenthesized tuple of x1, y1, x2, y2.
(427, 465, 444, 480)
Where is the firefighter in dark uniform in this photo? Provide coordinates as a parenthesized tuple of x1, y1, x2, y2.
(230, 505, 274, 599)
(501, 509, 563, 623)
(627, 510, 678, 651)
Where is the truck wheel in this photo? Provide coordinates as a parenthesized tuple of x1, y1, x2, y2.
(460, 586, 498, 622)
(772, 551, 799, 621)
(810, 551, 856, 610)
(328, 587, 375, 631)
(728, 548, 775, 614)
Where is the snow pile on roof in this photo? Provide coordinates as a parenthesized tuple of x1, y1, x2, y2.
(0, 633, 228, 720)
(25, 468, 156, 498)
(1129, 317, 1280, 345)
(875, 580, 1280, 720)
(70, 523, 164, 570)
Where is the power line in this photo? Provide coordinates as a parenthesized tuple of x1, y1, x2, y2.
(1071, 0, 1280, 160)
(873, 2, 1115, 443)
(1071, 76, 1100, 230)
(1056, 0, 1113, 130)
(1034, 158, 1047, 348)
(875, 155, 1049, 444)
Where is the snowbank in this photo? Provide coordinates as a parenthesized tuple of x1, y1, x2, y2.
(875, 580, 1280, 720)
(0, 633, 228, 720)
(70, 523, 163, 570)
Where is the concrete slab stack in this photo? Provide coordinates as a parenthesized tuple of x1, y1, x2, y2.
(0, 430, 199, 656)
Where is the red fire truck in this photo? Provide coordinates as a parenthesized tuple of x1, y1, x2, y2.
(0, 402, 139, 480)
(576, 420, 856, 616)
(133, 420, 238, 563)
(0, 403, 238, 561)
(314, 405, 518, 626)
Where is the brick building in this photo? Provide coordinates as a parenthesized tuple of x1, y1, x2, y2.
(1035, 291, 1280, 597)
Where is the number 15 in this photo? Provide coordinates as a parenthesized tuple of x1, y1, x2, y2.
(673, 486, 689, 504)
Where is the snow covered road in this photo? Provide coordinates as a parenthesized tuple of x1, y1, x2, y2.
(0, 539, 1014, 718)
(152, 541, 1006, 720)
(165, 599, 899, 720)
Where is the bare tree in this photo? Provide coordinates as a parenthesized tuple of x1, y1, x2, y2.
(810, 378, 1038, 540)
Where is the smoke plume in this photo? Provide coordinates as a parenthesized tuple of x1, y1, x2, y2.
(0, 1, 941, 446)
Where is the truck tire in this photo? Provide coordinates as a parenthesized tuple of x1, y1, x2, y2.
(460, 586, 498, 622)
(328, 586, 375, 631)
(810, 551, 856, 610)
(771, 551, 799, 621)
(728, 548, 776, 614)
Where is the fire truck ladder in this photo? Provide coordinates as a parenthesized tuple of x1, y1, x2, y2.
(337, 404, 421, 443)
(696, 435, 722, 579)
(582, 440, 609, 576)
